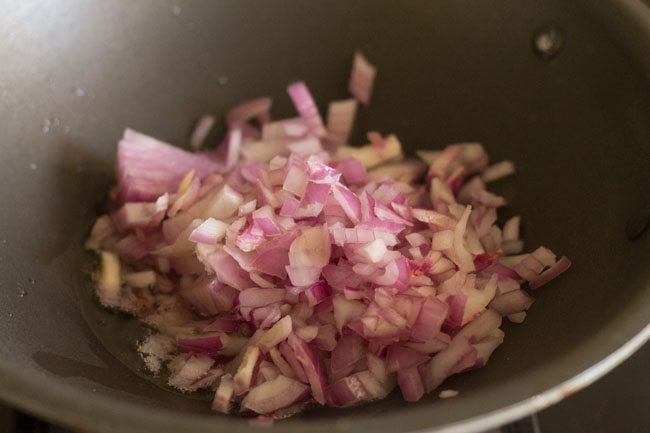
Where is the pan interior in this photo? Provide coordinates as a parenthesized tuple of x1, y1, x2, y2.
(0, 1, 648, 432)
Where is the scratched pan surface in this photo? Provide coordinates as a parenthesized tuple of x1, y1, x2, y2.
(0, 1, 648, 432)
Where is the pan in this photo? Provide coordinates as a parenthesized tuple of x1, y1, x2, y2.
(0, 1, 648, 432)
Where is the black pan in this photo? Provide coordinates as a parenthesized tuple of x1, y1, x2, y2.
(0, 1, 649, 432)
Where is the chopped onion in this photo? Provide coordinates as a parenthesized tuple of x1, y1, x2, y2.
(97, 251, 121, 307)
(190, 115, 216, 150)
(241, 375, 309, 414)
(226, 97, 272, 128)
(502, 216, 521, 241)
(489, 290, 535, 316)
(348, 52, 376, 106)
(212, 374, 235, 413)
(529, 256, 571, 289)
(397, 367, 425, 402)
(326, 99, 358, 148)
(189, 218, 228, 244)
(123, 270, 156, 289)
(168, 354, 215, 392)
(91, 51, 570, 418)
(258, 316, 293, 350)
(117, 129, 221, 202)
(233, 346, 261, 395)
(481, 160, 515, 183)
(287, 82, 326, 138)
(439, 389, 459, 399)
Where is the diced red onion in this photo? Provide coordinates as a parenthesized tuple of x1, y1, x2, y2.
(203, 318, 242, 334)
(97, 251, 121, 307)
(507, 311, 527, 323)
(123, 270, 156, 289)
(189, 218, 228, 244)
(331, 334, 365, 372)
(264, 349, 293, 380)
(289, 226, 331, 270)
(212, 374, 235, 413)
(112, 194, 169, 232)
(529, 256, 571, 289)
(385, 345, 429, 373)
(331, 158, 367, 185)
(252, 315, 291, 350)
(397, 367, 425, 402)
(404, 334, 450, 354)
(295, 325, 318, 342)
(287, 82, 326, 138)
(233, 346, 261, 395)
(424, 337, 477, 393)
(328, 370, 389, 407)
(502, 216, 521, 241)
(455, 309, 502, 343)
(348, 52, 376, 106)
(431, 230, 454, 251)
(313, 324, 338, 351)
(190, 115, 216, 150)
(168, 354, 215, 392)
(489, 289, 534, 316)
(473, 329, 505, 367)
(257, 360, 281, 383)
(481, 160, 515, 183)
(226, 97, 272, 128)
(176, 333, 224, 355)
(279, 341, 309, 383)
(304, 282, 331, 306)
(92, 54, 570, 417)
(326, 99, 358, 148)
(117, 129, 221, 202)
(287, 137, 323, 157)
(368, 160, 427, 184)
(206, 249, 253, 290)
(531, 246, 557, 268)
(241, 375, 310, 415)
(239, 288, 286, 308)
(287, 334, 328, 404)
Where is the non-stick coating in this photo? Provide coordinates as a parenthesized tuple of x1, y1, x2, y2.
(0, 1, 648, 432)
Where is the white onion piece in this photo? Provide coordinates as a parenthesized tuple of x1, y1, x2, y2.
(424, 337, 477, 393)
(190, 115, 216, 150)
(397, 367, 425, 402)
(212, 374, 235, 413)
(489, 290, 535, 316)
(241, 375, 309, 414)
(287, 82, 326, 138)
(226, 97, 272, 128)
(529, 256, 571, 289)
(233, 346, 261, 395)
(189, 218, 228, 244)
(97, 251, 121, 307)
(336, 134, 403, 169)
(258, 316, 293, 351)
(123, 270, 156, 289)
(289, 226, 331, 268)
(481, 160, 515, 183)
(168, 355, 215, 392)
(502, 216, 521, 241)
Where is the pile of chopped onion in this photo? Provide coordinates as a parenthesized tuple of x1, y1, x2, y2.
(86, 52, 570, 418)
